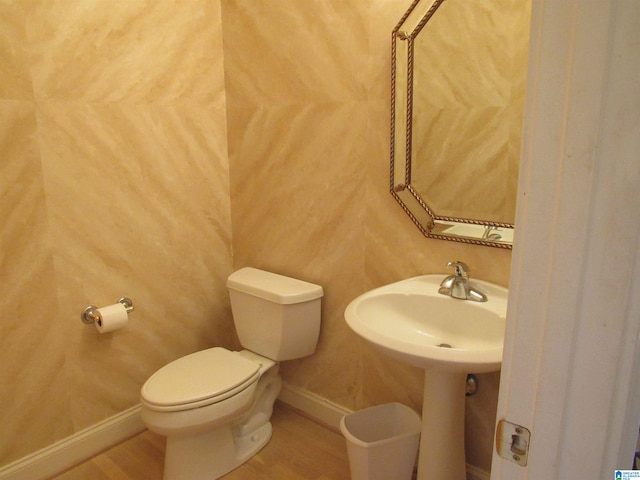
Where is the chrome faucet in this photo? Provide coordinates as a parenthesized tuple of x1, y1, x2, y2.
(438, 261, 487, 302)
(482, 226, 502, 241)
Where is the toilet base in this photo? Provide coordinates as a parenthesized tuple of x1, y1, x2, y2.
(164, 421, 272, 480)
(159, 362, 282, 480)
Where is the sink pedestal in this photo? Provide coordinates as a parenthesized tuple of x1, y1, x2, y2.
(417, 370, 467, 480)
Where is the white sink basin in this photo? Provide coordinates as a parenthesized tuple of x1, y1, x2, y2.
(344, 274, 508, 373)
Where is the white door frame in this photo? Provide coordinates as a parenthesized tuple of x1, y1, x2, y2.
(492, 0, 640, 479)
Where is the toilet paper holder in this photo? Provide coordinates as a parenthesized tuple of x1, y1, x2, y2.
(81, 297, 134, 325)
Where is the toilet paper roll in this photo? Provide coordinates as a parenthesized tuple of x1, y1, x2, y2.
(95, 303, 129, 333)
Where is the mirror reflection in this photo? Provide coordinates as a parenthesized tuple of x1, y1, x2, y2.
(391, 0, 531, 248)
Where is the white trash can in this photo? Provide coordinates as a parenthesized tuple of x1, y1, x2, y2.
(340, 402, 421, 480)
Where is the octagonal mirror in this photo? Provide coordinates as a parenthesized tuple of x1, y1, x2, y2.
(390, 0, 531, 248)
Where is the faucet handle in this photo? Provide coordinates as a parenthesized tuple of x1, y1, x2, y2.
(447, 261, 469, 279)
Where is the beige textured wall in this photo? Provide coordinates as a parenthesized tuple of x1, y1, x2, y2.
(0, 0, 235, 467)
(222, 0, 513, 471)
(1, 0, 517, 474)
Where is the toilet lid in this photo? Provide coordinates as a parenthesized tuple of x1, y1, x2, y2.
(141, 347, 261, 410)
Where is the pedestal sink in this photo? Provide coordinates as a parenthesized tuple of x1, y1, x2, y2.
(344, 274, 508, 480)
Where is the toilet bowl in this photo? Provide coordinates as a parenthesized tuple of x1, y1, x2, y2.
(140, 268, 323, 480)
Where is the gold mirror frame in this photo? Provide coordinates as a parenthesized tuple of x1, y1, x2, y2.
(390, 0, 523, 249)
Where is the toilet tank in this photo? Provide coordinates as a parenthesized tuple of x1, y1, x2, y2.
(226, 267, 323, 361)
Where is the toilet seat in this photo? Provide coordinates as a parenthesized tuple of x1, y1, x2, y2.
(141, 347, 261, 412)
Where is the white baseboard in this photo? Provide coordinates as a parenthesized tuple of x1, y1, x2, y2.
(0, 405, 144, 480)
(278, 382, 491, 480)
(277, 382, 353, 430)
(466, 463, 491, 480)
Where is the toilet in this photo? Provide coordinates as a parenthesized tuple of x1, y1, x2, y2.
(140, 267, 323, 480)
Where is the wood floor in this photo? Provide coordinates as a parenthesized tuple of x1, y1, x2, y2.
(53, 402, 351, 479)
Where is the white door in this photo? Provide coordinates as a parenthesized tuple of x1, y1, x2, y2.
(491, 1, 640, 479)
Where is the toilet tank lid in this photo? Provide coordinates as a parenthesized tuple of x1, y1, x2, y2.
(227, 267, 323, 304)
